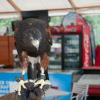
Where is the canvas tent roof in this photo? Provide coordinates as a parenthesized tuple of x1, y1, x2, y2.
(0, 0, 100, 16)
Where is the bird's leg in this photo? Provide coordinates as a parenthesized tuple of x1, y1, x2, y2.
(35, 56, 46, 79)
(17, 51, 29, 95)
(21, 51, 29, 78)
(40, 67, 45, 79)
(40, 53, 51, 88)
(34, 53, 51, 90)
(40, 53, 49, 80)
(41, 53, 49, 70)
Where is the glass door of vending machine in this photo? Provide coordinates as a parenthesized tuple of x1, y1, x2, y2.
(49, 33, 82, 70)
(63, 34, 82, 69)
(49, 35, 62, 70)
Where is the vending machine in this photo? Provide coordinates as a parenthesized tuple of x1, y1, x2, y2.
(49, 25, 83, 70)
(49, 12, 93, 70)
(49, 12, 100, 96)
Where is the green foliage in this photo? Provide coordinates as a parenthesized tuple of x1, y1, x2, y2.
(0, 18, 18, 35)
(49, 16, 63, 26)
(85, 15, 100, 46)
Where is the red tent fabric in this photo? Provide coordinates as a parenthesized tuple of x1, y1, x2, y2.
(95, 46, 100, 66)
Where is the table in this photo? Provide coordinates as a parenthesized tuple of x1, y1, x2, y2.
(0, 71, 72, 100)
(44, 88, 69, 100)
(77, 74, 100, 96)
(78, 74, 100, 85)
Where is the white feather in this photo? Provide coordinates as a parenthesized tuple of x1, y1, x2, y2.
(32, 39, 40, 49)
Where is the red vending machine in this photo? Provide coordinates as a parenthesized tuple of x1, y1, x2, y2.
(50, 12, 100, 96)
(50, 12, 93, 70)
(50, 25, 83, 70)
